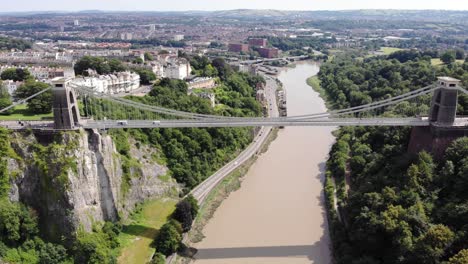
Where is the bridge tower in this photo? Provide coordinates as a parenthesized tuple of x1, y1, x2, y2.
(409, 76, 467, 158)
(429, 77, 461, 125)
(52, 77, 81, 130)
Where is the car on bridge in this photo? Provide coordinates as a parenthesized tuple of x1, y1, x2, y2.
(152, 120, 161, 125)
(117, 120, 128, 126)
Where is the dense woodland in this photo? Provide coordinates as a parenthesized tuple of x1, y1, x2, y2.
(319, 53, 468, 263)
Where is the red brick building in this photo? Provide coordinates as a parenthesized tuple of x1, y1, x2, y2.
(257, 47, 279, 58)
(228, 43, 249, 53)
(248, 38, 268, 47)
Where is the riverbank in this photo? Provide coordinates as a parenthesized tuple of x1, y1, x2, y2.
(306, 75, 332, 109)
(192, 62, 334, 264)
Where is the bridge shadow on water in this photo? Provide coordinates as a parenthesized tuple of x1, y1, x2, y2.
(195, 244, 328, 261)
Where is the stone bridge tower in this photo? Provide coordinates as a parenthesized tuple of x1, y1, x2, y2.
(52, 77, 81, 130)
(429, 77, 460, 125)
(409, 76, 468, 158)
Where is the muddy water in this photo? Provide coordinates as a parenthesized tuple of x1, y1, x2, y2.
(194, 62, 335, 264)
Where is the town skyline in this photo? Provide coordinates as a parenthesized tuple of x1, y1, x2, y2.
(2, 0, 467, 12)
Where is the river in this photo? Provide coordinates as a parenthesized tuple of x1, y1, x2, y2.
(193, 62, 335, 264)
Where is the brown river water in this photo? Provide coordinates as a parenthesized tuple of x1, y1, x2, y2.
(193, 62, 335, 264)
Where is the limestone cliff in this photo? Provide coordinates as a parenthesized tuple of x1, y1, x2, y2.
(6, 129, 177, 243)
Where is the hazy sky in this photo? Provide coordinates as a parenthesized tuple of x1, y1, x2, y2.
(2, 0, 467, 12)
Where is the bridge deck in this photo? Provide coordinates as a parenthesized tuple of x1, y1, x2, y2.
(2, 118, 467, 130)
(81, 118, 431, 129)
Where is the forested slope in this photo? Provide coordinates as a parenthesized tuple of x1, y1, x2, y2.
(319, 53, 468, 264)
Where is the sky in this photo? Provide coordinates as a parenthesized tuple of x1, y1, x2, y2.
(1, 0, 467, 12)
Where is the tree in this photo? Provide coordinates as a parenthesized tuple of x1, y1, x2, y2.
(14, 81, 52, 114)
(172, 200, 193, 232)
(447, 249, 468, 264)
(134, 68, 156, 85)
(74, 56, 109, 76)
(441, 51, 456, 64)
(108, 58, 127, 72)
(74, 231, 115, 264)
(0, 84, 12, 114)
(150, 252, 166, 264)
(133, 57, 144, 64)
(184, 195, 199, 218)
(0, 200, 38, 246)
(413, 224, 455, 263)
(454, 49, 465, 60)
(153, 222, 182, 256)
(38, 243, 67, 264)
(144, 52, 154, 61)
(0, 68, 32, 82)
(212, 58, 233, 80)
(74, 56, 127, 76)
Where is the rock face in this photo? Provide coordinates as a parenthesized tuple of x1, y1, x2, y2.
(7, 129, 176, 243)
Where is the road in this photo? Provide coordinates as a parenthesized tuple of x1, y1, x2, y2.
(190, 74, 279, 203)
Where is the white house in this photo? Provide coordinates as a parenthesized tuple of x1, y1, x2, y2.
(71, 71, 140, 94)
(164, 58, 191, 80)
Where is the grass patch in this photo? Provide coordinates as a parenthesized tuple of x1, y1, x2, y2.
(379, 47, 403, 55)
(431, 58, 465, 66)
(158, 173, 171, 182)
(0, 104, 53, 121)
(307, 75, 332, 108)
(117, 198, 177, 264)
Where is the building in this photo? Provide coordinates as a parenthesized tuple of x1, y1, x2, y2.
(120, 32, 133, 41)
(249, 38, 268, 47)
(73, 20, 80, 26)
(257, 47, 279, 58)
(149, 24, 156, 31)
(71, 71, 140, 94)
(187, 77, 216, 90)
(2, 80, 23, 96)
(0, 66, 75, 81)
(164, 59, 191, 80)
(174, 35, 185, 41)
(228, 43, 249, 53)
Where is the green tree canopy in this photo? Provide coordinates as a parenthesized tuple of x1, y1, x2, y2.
(172, 200, 193, 232)
(134, 68, 156, 85)
(153, 221, 182, 256)
(14, 81, 52, 114)
(441, 51, 456, 64)
(1, 68, 32, 82)
(74, 56, 128, 76)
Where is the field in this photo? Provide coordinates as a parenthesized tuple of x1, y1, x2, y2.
(431, 58, 465, 66)
(378, 47, 403, 55)
(117, 198, 177, 264)
(0, 104, 53, 121)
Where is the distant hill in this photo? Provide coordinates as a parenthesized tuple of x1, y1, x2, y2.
(0, 9, 467, 23)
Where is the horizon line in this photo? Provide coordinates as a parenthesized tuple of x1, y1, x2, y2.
(1, 8, 468, 14)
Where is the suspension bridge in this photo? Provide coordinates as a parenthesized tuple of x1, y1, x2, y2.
(0, 76, 467, 130)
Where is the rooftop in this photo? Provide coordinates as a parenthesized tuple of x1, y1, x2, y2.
(437, 76, 461, 83)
